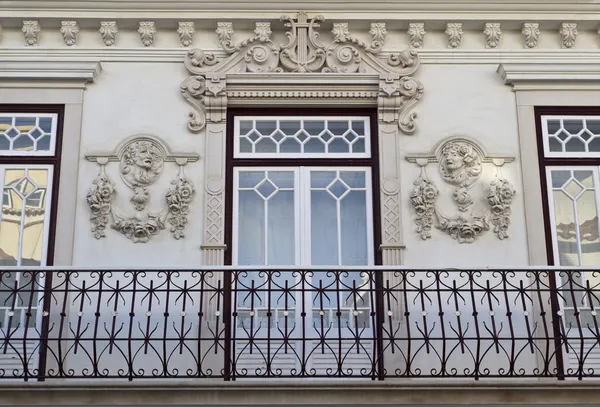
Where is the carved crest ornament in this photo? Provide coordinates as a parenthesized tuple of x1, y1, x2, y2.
(85, 136, 199, 243)
(407, 138, 516, 244)
(180, 12, 424, 134)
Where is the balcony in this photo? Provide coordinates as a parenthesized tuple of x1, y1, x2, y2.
(0, 267, 599, 404)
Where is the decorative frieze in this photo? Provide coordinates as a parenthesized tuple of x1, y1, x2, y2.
(406, 137, 516, 244)
(100, 21, 118, 46)
(522, 23, 540, 49)
(182, 13, 423, 135)
(22, 21, 40, 46)
(483, 23, 502, 49)
(177, 22, 195, 47)
(407, 23, 426, 49)
(560, 23, 577, 49)
(85, 136, 199, 243)
(60, 21, 79, 46)
(445, 23, 463, 49)
(138, 21, 156, 47)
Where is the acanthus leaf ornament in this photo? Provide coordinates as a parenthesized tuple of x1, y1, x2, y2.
(445, 23, 463, 49)
(85, 136, 199, 243)
(60, 21, 79, 46)
(182, 12, 423, 134)
(522, 23, 540, 49)
(406, 137, 515, 243)
(177, 22, 195, 47)
(22, 21, 41, 46)
(407, 23, 426, 49)
(483, 23, 502, 49)
(138, 21, 156, 47)
(99, 21, 118, 46)
(560, 23, 578, 49)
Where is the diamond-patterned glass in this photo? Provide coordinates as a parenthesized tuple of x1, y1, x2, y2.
(235, 117, 370, 158)
(0, 114, 58, 156)
(543, 116, 600, 157)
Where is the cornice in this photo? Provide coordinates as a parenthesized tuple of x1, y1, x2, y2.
(226, 73, 380, 105)
(0, 60, 101, 88)
(498, 63, 600, 90)
(1, 1, 599, 20)
(2, 49, 600, 65)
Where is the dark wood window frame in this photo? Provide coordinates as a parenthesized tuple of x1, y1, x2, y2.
(224, 107, 382, 266)
(535, 106, 600, 266)
(0, 104, 64, 266)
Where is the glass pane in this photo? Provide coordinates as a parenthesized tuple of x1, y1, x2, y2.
(311, 171, 335, 189)
(237, 190, 265, 265)
(239, 171, 264, 188)
(268, 171, 294, 189)
(577, 190, 600, 266)
(565, 137, 586, 153)
(340, 171, 366, 188)
(0, 115, 56, 155)
(551, 170, 570, 188)
(267, 191, 295, 265)
(553, 189, 579, 266)
(340, 190, 368, 266)
(311, 191, 338, 265)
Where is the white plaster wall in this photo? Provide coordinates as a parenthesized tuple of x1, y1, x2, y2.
(72, 62, 205, 267)
(69, 61, 528, 268)
(400, 64, 527, 267)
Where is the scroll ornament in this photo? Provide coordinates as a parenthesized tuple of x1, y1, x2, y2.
(85, 136, 199, 243)
(408, 138, 516, 244)
(181, 12, 423, 135)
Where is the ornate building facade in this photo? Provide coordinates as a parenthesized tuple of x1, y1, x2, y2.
(0, 0, 599, 404)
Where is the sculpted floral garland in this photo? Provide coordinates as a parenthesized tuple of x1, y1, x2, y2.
(409, 139, 516, 244)
(85, 137, 198, 243)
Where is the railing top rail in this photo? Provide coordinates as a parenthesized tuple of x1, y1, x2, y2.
(0, 265, 597, 272)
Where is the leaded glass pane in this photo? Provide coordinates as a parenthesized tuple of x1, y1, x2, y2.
(0, 114, 58, 156)
(543, 116, 600, 157)
(235, 117, 370, 158)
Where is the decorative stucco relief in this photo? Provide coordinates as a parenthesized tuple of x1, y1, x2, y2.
(483, 23, 502, 49)
(522, 23, 540, 48)
(406, 137, 516, 244)
(85, 136, 199, 243)
(138, 21, 156, 47)
(181, 12, 423, 135)
(445, 23, 463, 49)
(22, 21, 40, 46)
(407, 23, 426, 49)
(100, 21, 118, 46)
(177, 22, 195, 47)
(60, 21, 79, 46)
(560, 23, 578, 49)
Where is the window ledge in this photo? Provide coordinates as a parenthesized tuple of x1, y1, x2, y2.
(498, 63, 600, 91)
(0, 60, 102, 89)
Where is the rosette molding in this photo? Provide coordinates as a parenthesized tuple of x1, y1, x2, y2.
(406, 136, 515, 243)
(85, 135, 199, 243)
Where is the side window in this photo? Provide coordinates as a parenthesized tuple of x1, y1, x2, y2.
(539, 113, 600, 266)
(0, 111, 61, 267)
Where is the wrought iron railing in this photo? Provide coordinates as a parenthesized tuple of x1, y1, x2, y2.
(0, 267, 599, 381)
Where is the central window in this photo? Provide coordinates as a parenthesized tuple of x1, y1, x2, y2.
(225, 109, 380, 375)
